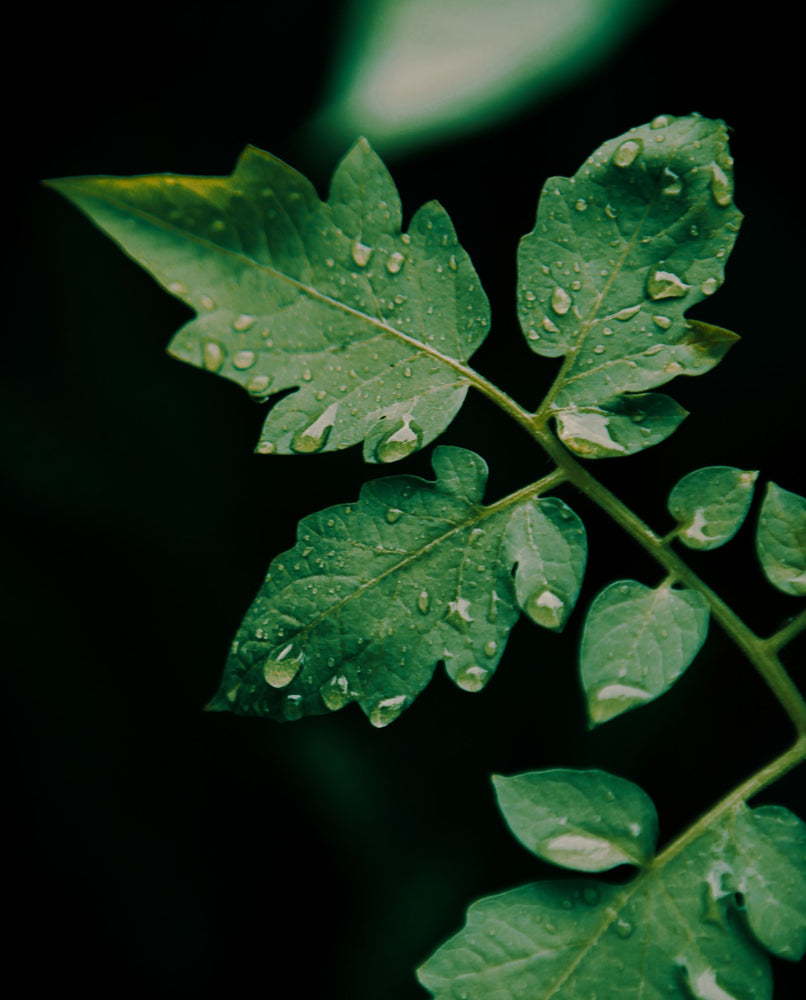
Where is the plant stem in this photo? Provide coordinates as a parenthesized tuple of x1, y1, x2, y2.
(766, 607, 806, 653)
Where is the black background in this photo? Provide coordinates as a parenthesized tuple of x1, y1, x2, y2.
(7, 1, 805, 996)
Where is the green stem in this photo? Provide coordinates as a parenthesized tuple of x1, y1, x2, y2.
(766, 607, 806, 653)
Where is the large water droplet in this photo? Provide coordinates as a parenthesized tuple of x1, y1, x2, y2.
(662, 167, 683, 196)
(320, 674, 351, 711)
(701, 277, 719, 296)
(445, 597, 473, 632)
(710, 161, 733, 207)
(233, 313, 256, 332)
(232, 349, 256, 370)
(650, 114, 674, 129)
(369, 694, 408, 728)
(263, 641, 304, 688)
(613, 139, 642, 168)
(291, 402, 338, 454)
(455, 664, 489, 693)
(374, 414, 423, 463)
(351, 240, 373, 267)
(551, 286, 572, 316)
(385, 507, 404, 524)
(203, 341, 225, 372)
(386, 250, 406, 274)
(646, 268, 690, 300)
(525, 589, 565, 630)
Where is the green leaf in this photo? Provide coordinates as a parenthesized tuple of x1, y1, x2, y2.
(553, 389, 687, 458)
(580, 580, 709, 725)
(518, 114, 741, 457)
(492, 769, 658, 871)
(208, 447, 586, 725)
(47, 139, 489, 462)
(756, 482, 806, 595)
(419, 774, 806, 999)
(502, 500, 586, 631)
(668, 466, 758, 550)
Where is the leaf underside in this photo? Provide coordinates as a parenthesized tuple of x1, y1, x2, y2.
(419, 769, 806, 999)
(208, 447, 586, 726)
(47, 139, 489, 462)
(518, 113, 742, 458)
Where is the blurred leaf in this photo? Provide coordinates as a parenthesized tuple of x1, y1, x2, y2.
(47, 139, 489, 462)
(310, 0, 664, 155)
(492, 769, 658, 871)
(209, 447, 586, 725)
(518, 114, 741, 458)
(580, 580, 709, 725)
(419, 771, 806, 999)
(668, 466, 758, 550)
(756, 482, 806, 596)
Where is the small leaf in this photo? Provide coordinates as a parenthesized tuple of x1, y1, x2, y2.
(503, 499, 586, 631)
(518, 114, 741, 457)
(209, 447, 584, 724)
(732, 805, 806, 961)
(492, 769, 658, 871)
(580, 580, 709, 725)
(419, 783, 805, 999)
(47, 139, 489, 462)
(668, 466, 758, 550)
(756, 482, 806, 595)
(554, 390, 687, 458)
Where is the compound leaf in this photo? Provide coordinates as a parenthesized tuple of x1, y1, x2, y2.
(492, 769, 658, 871)
(419, 770, 806, 999)
(668, 466, 758, 550)
(518, 114, 741, 458)
(580, 580, 709, 725)
(756, 482, 806, 596)
(208, 447, 586, 725)
(47, 139, 489, 462)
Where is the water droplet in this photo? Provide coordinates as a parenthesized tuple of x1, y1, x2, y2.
(613, 138, 642, 168)
(417, 589, 430, 614)
(650, 114, 673, 129)
(302, 368, 312, 381)
(646, 268, 690, 300)
(369, 694, 408, 728)
(351, 241, 373, 267)
(233, 313, 256, 332)
(232, 349, 256, 370)
(385, 507, 404, 524)
(652, 315, 672, 330)
(445, 597, 473, 632)
(662, 167, 683, 196)
(374, 414, 423, 463)
(483, 639, 497, 658)
(200, 295, 215, 310)
(575, 198, 588, 212)
(291, 402, 338, 454)
(710, 161, 733, 207)
(583, 887, 600, 906)
(592, 345, 605, 355)
(247, 374, 272, 396)
(613, 304, 641, 321)
(385, 250, 406, 274)
(320, 674, 351, 711)
(455, 664, 489, 692)
(542, 316, 561, 334)
(284, 694, 303, 721)
(203, 341, 225, 372)
(701, 277, 719, 296)
(604, 204, 618, 220)
(551, 286, 572, 316)
(614, 918, 634, 939)
(168, 281, 188, 295)
(263, 641, 304, 688)
(526, 589, 565, 630)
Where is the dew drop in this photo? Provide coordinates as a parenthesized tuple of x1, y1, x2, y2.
(574, 198, 588, 212)
(167, 281, 188, 296)
(614, 918, 634, 939)
(583, 887, 600, 906)
(593, 345, 605, 355)
(351, 240, 373, 267)
(652, 315, 672, 330)
(542, 316, 561, 334)
(374, 414, 423, 463)
(320, 674, 351, 711)
(483, 639, 498, 658)
(385, 507, 404, 524)
(455, 664, 489, 693)
(613, 138, 642, 168)
(369, 694, 408, 728)
(203, 341, 225, 372)
(233, 313, 256, 332)
(646, 268, 690, 300)
(551, 286, 572, 316)
(613, 304, 641, 321)
(417, 589, 430, 614)
(526, 589, 565, 630)
(263, 641, 304, 688)
(386, 250, 406, 274)
(445, 597, 474, 632)
(710, 161, 733, 207)
(604, 204, 618, 220)
(650, 114, 673, 129)
(247, 374, 272, 396)
(701, 277, 719, 296)
(200, 295, 215, 310)
(662, 167, 683, 196)
(232, 349, 256, 370)
(284, 694, 303, 721)
(291, 402, 338, 454)
(256, 440, 276, 454)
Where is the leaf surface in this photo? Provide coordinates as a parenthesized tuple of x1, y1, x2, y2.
(209, 447, 586, 725)
(492, 769, 658, 871)
(668, 466, 758, 550)
(48, 140, 489, 461)
(517, 114, 742, 457)
(420, 769, 806, 999)
(756, 482, 806, 595)
(580, 580, 709, 725)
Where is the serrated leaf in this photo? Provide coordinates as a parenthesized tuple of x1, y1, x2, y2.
(47, 139, 489, 462)
(668, 466, 758, 550)
(420, 777, 805, 999)
(553, 390, 687, 458)
(492, 769, 658, 871)
(518, 114, 741, 457)
(208, 447, 585, 725)
(756, 482, 806, 595)
(502, 500, 586, 631)
(580, 580, 709, 725)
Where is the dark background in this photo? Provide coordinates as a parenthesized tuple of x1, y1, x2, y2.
(7, 1, 805, 996)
